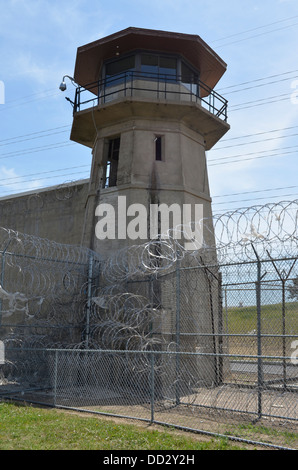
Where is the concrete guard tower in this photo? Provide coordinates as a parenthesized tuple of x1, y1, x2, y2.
(68, 27, 229, 256)
(64, 28, 230, 389)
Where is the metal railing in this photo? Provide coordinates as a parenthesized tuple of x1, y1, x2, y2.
(73, 71, 228, 122)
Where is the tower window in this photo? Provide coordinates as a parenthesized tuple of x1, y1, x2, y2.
(181, 61, 199, 96)
(105, 56, 135, 87)
(103, 137, 120, 188)
(155, 136, 163, 161)
(141, 54, 177, 81)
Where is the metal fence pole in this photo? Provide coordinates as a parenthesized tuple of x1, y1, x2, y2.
(175, 260, 181, 405)
(85, 254, 94, 348)
(0, 240, 14, 327)
(251, 244, 265, 420)
(218, 272, 224, 385)
(281, 279, 287, 390)
(256, 254, 264, 420)
(53, 350, 58, 408)
(266, 253, 297, 392)
(0, 252, 5, 327)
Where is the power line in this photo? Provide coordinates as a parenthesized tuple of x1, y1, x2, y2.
(3, 120, 295, 149)
(0, 129, 71, 147)
(215, 21, 298, 49)
(2, 88, 58, 105)
(0, 125, 70, 145)
(209, 132, 298, 152)
(208, 144, 298, 163)
(217, 69, 298, 92)
(216, 71, 298, 96)
(211, 15, 298, 44)
(221, 75, 298, 96)
(0, 164, 90, 183)
(212, 184, 298, 200)
(229, 95, 291, 112)
(229, 92, 291, 110)
(218, 125, 298, 143)
(209, 149, 297, 167)
(0, 91, 61, 112)
(0, 141, 76, 160)
(0, 172, 90, 193)
(212, 192, 298, 207)
(0, 89, 295, 155)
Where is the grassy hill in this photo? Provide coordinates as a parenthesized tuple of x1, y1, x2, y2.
(224, 301, 298, 357)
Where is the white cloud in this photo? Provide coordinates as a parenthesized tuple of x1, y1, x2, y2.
(0, 0, 110, 88)
(12, 54, 53, 85)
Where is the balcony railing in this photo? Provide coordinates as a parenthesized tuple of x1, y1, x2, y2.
(73, 71, 228, 122)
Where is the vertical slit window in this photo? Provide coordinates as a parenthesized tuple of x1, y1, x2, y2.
(103, 137, 120, 188)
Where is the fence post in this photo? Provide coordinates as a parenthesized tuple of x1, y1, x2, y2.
(0, 239, 14, 327)
(281, 279, 287, 390)
(218, 272, 224, 385)
(175, 260, 181, 405)
(53, 350, 58, 408)
(257, 259, 263, 419)
(0, 252, 5, 327)
(252, 246, 264, 421)
(266, 253, 297, 392)
(150, 352, 155, 423)
(85, 254, 94, 348)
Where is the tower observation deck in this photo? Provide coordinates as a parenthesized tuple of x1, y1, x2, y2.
(70, 27, 229, 151)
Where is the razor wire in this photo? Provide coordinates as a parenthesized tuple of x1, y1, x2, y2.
(98, 199, 298, 284)
(0, 227, 101, 351)
(1, 198, 297, 347)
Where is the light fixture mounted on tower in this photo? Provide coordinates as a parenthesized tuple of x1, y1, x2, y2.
(59, 75, 76, 91)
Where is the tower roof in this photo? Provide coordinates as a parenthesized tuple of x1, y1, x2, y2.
(74, 27, 227, 90)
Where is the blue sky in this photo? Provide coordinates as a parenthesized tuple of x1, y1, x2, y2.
(0, 0, 298, 213)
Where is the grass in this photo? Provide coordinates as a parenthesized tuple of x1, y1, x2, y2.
(1, 302, 297, 450)
(227, 301, 298, 335)
(224, 422, 298, 450)
(0, 402, 253, 450)
(226, 301, 298, 357)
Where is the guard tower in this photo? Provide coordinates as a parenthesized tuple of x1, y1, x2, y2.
(67, 27, 229, 256)
(63, 28, 230, 388)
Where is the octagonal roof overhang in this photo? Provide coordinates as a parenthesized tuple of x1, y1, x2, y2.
(73, 27, 227, 91)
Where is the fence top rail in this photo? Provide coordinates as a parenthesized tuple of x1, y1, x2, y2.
(4, 346, 296, 361)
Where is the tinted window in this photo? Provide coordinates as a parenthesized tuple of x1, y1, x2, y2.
(181, 61, 198, 95)
(141, 54, 158, 77)
(105, 56, 135, 86)
(159, 57, 177, 79)
(141, 54, 177, 81)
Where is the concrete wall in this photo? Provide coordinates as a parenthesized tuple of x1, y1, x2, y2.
(85, 118, 215, 258)
(0, 180, 89, 246)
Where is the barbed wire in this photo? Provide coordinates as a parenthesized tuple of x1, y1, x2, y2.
(0, 198, 298, 422)
(99, 199, 298, 284)
(0, 198, 296, 328)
